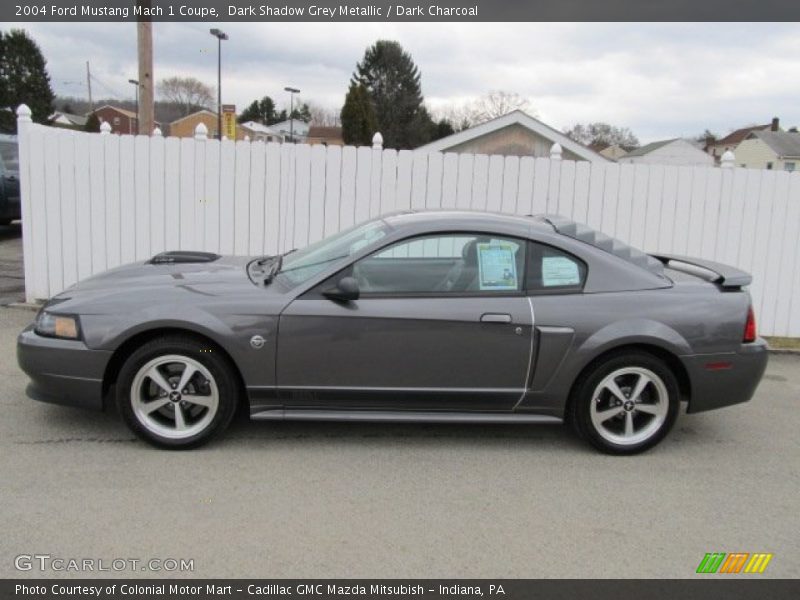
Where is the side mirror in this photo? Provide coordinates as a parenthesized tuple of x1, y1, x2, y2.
(323, 276, 360, 302)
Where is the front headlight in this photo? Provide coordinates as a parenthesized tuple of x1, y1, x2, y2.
(34, 311, 81, 339)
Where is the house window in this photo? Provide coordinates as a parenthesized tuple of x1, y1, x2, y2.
(785, 162, 796, 172)
(766, 162, 773, 170)
(113, 117, 120, 125)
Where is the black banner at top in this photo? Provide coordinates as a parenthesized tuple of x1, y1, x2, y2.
(3, 0, 800, 22)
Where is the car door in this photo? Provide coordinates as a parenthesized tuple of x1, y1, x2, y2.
(276, 233, 534, 411)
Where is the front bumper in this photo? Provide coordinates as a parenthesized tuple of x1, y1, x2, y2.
(17, 325, 112, 410)
(683, 338, 769, 413)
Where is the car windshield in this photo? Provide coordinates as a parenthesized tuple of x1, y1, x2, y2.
(274, 219, 390, 288)
(0, 141, 19, 175)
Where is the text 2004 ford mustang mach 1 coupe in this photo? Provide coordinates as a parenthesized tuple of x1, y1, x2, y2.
(18, 211, 768, 453)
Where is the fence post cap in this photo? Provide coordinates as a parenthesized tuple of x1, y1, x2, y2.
(194, 122, 208, 140)
(152, 126, 162, 136)
(372, 132, 383, 149)
(100, 121, 112, 135)
(720, 150, 735, 168)
(550, 142, 563, 160)
(16, 104, 32, 122)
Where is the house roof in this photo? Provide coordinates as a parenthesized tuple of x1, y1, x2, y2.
(413, 110, 607, 163)
(746, 131, 800, 158)
(92, 105, 137, 119)
(622, 139, 678, 158)
(51, 111, 88, 126)
(239, 120, 282, 136)
(271, 119, 310, 134)
(169, 109, 217, 125)
(715, 124, 771, 146)
(308, 126, 343, 139)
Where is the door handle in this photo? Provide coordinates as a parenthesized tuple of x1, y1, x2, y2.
(480, 313, 512, 324)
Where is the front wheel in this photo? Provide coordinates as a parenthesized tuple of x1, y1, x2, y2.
(117, 336, 238, 449)
(570, 351, 680, 455)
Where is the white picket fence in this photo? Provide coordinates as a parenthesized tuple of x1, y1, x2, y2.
(15, 105, 800, 336)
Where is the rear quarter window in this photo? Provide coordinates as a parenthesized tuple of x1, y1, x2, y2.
(526, 242, 587, 293)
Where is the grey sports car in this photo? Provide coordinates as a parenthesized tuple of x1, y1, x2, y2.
(17, 211, 768, 453)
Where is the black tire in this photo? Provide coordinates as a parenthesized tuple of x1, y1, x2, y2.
(0, 219, 11, 226)
(569, 350, 680, 455)
(116, 335, 239, 449)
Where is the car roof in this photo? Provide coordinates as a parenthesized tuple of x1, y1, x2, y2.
(382, 209, 555, 233)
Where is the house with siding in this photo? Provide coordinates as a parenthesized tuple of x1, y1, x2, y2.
(91, 105, 138, 135)
(414, 110, 607, 163)
(169, 110, 219, 139)
(617, 138, 714, 167)
(734, 131, 800, 171)
(705, 118, 780, 163)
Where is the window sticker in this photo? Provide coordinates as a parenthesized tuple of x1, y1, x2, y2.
(477, 243, 518, 291)
(542, 255, 580, 287)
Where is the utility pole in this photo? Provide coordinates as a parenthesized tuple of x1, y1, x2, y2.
(85, 61, 93, 112)
(137, 2, 155, 135)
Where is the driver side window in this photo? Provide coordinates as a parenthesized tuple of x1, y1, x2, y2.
(351, 233, 526, 295)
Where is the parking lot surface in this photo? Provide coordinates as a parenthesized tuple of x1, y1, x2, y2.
(1, 306, 798, 579)
(0, 223, 23, 306)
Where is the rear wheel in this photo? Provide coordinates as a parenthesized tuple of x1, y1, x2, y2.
(0, 219, 11, 226)
(117, 336, 238, 449)
(571, 351, 680, 454)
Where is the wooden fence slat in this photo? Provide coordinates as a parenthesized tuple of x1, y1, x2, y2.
(178, 137, 195, 251)
(501, 156, 520, 214)
(247, 142, 266, 256)
(88, 133, 107, 275)
(149, 134, 166, 256)
(324, 145, 343, 236)
(379, 149, 397, 216)
(134, 135, 151, 259)
(339, 146, 358, 228)
(55, 132, 77, 289)
(218, 139, 236, 255)
(309, 144, 327, 242)
(441, 152, 459, 209)
(263, 142, 280, 255)
(73, 132, 92, 281)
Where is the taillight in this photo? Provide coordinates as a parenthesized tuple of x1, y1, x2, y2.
(743, 306, 757, 343)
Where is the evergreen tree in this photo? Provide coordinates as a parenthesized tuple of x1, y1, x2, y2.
(238, 96, 278, 125)
(340, 82, 377, 146)
(0, 29, 55, 133)
(84, 113, 101, 133)
(431, 118, 455, 142)
(351, 40, 432, 149)
(290, 102, 312, 123)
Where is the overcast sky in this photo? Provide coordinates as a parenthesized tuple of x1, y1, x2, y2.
(16, 22, 800, 143)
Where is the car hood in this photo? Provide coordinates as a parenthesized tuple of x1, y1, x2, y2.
(62, 255, 257, 296)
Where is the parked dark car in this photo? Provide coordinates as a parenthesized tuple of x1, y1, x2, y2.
(0, 135, 20, 226)
(17, 211, 768, 453)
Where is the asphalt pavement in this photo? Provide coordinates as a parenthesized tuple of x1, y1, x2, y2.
(0, 222, 24, 306)
(1, 302, 798, 579)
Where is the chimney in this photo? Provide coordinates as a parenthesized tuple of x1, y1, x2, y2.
(771, 117, 780, 132)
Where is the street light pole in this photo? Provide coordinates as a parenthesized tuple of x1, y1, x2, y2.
(210, 28, 228, 139)
(284, 86, 300, 142)
(128, 79, 139, 134)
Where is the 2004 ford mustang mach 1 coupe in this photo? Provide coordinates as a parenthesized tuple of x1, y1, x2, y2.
(18, 211, 768, 453)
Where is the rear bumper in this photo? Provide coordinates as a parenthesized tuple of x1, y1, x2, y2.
(17, 326, 111, 410)
(683, 338, 769, 413)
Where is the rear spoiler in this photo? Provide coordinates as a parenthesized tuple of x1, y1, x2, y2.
(650, 254, 752, 288)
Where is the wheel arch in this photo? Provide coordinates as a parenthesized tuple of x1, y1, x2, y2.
(565, 342, 692, 420)
(101, 327, 247, 411)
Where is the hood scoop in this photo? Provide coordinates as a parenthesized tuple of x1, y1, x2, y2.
(149, 251, 221, 265)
